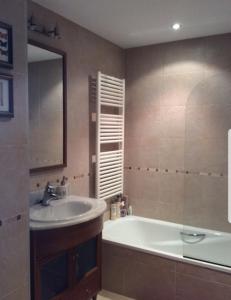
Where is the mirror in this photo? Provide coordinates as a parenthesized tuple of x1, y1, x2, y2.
(27, 40, 66, 172)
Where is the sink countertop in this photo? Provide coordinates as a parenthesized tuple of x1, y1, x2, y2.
(30, 195, 107, 231)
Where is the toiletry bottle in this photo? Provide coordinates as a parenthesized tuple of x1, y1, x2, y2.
(128, 205, 133, 216)
(120, 195, 125, 217)
(57, 176, 68, 198)
(123, 195, 129, 211)
(116, 194, 122, 218)
(121, 208, 127, 217)
(121, 195, 128, 217)
(110, 201, 117, 220)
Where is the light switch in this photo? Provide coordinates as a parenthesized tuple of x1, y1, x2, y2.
(91, 112, 96, 122)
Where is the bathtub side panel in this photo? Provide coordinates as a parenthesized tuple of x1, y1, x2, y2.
(102, 242, 231, 300)
(102, 242, 176, 300)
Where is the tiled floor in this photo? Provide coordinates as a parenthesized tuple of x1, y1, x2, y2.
(98, 290, 134, 300)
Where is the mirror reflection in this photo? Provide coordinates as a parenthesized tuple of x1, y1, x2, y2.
(27, 42, 65, 171)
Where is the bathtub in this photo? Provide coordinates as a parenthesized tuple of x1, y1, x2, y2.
(103, 216, 231, 273)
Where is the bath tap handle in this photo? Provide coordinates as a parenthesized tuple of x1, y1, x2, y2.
(180, 232, 206, 238)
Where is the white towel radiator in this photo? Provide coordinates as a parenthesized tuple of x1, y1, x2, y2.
(96, 71, 125, 200)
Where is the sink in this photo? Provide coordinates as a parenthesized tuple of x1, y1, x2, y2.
(30, 200, 92, 222)
(30, 195, 106, 230)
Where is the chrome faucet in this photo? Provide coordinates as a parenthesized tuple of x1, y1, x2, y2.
(41, 182, 59, 206)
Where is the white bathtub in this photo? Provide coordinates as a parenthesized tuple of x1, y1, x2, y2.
(103, 216, 231, 273)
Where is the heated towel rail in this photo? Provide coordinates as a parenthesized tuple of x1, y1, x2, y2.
(96, 71, 125, 201)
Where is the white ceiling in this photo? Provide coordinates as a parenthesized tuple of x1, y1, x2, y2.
(34, 0, 231, 48)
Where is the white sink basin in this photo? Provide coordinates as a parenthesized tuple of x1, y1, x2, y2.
(30, 201, 92, 222)
(30, 195, 106, 230)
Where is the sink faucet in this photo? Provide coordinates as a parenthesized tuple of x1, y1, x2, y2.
(41, 182, 59, 206)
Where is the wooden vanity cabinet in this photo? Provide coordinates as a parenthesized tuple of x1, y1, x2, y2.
(30, 216, 103, 300)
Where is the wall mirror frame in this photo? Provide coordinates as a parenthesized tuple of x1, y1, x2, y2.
(28, 39, 67, 173)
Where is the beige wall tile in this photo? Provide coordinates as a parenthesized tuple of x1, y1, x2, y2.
(0, 146, 29, 219)
(185, 137, 227, 174)
(1, 284, 30, 300)
(125, 170, 185, 223)
(0, 215, 29, 299)
(159, 138, 185, 170)
(160, 106, 185, 138)
(187, 71, 231, 107)
(176, 273, 231, 300)
(125, 103, 162, 140)
(126, 74, 163, 107)
(176, 262, 231, 286)
(162, 38, 206, 75)
(125, 136, 160, 168)
(205, 34, 231, 75)
(184, 175, 229, 231)
(126, 44, 164, 81)
(152, 199, 184, 224)
(102, 247, 126, 295)
(124, 260, 175, 300)
(161, 72, 205, 107)
(183, 174, 203, 226)
(186, 104, 231, 140)
(159, 173, 184, 205)
(125, 170, 160, 203)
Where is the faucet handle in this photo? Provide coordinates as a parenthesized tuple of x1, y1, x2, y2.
(45, 182, 56, 194)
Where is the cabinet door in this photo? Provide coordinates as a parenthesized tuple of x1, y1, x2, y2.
(75, 237, 97, 281)
(40, 252, 69, 300)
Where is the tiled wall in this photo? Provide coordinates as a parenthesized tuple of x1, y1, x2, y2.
(0, 0, 29, 299)
(103, 242, 231, 300)
(125, 34, 231, 232)
(28, 1, 125, 196)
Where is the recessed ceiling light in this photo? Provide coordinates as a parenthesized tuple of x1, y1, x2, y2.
(172, 23, 181, 31)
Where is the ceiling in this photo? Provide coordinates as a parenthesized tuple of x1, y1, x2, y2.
(34, 0, 231, 48)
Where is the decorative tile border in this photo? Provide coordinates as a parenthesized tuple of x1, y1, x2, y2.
(31, 166, 226, 191)
(124, 166, 226, 178)
(31, 172, 92, 190)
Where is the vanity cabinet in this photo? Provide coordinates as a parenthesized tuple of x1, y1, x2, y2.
(30, 216, 103, 300)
